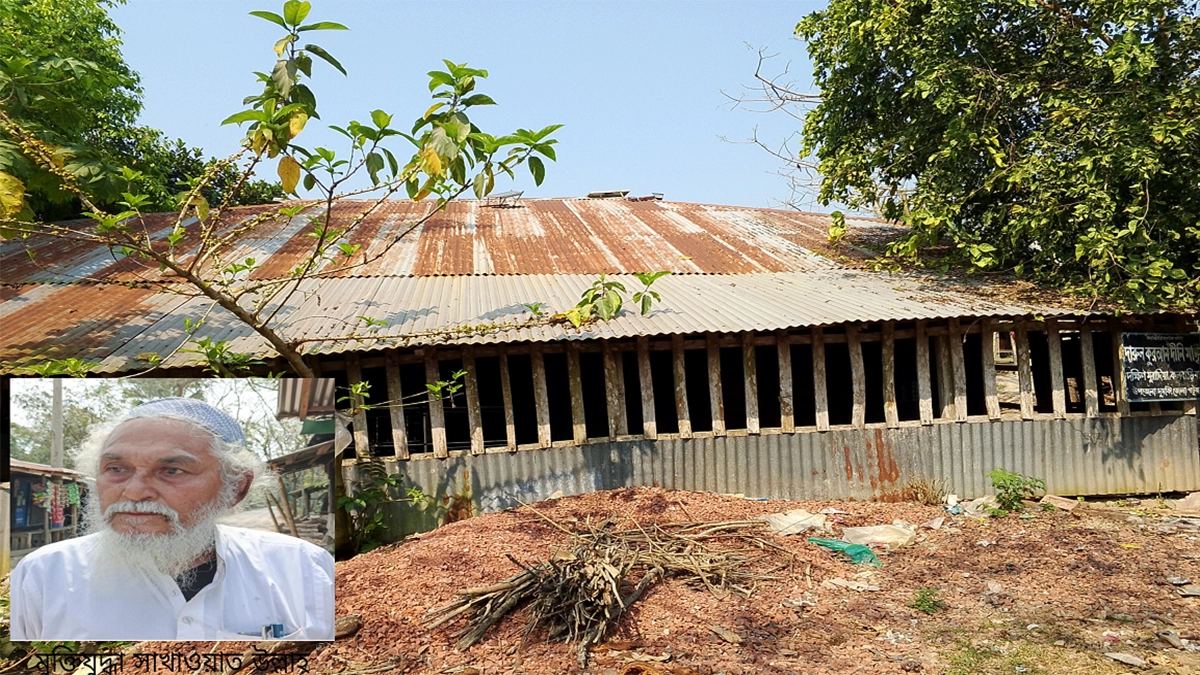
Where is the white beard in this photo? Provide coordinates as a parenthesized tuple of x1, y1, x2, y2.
(85, 498, 227, 585)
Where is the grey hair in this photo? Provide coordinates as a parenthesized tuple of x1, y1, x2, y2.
(72, 413, 274, 509)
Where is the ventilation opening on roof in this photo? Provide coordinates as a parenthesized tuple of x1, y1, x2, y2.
(586, 190, 630, 199)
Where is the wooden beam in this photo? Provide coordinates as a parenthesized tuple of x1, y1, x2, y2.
(934, 335, 954, 419)
(1046, 319, 1066, 418)
(1109, 318, 1131, 415)
(981, 319, 1001, 420)
(882, 322, 899, 427)
(385, 353, 409, 460)
(1079, 325, 1100, 418)
(462, 346, 485, 455)
(499, 349, 516, 451)
(812, 327, 830, 431)
(298, 379, 312, 421)
(949, 318, 968, 422)
(531, 344, 552, 447)
(743, 333, 760, 434)
(638, 337, 657, 439)
(777, 329, 795, 432)
(916, 321, 934, 425)
(566, 343, 588, 444)
(603, 341, 628, 438)
(707, 334, 726, 435)
(345, 353, 371, 457)
(847, 325, 866, 428)
(424, 350, 448, 458)
(1015, 322, 1035, 420)
(672, 335, 693, 438)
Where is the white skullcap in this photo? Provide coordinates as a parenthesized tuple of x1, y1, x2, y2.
(124, 397, 246, 445)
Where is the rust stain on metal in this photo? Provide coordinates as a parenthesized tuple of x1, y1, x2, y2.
(873, 428, 901, 488)
(843, 446, 854, 481)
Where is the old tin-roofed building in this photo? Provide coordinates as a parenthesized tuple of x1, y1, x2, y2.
(2, 198, 1197, 533)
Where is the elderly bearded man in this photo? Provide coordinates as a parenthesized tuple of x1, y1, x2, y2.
(10, 398, 336, 640)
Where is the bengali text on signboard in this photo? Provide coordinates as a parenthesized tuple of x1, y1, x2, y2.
(1121, 332, 1200, 403)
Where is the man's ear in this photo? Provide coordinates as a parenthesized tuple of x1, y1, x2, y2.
(231, 473, 253, 506)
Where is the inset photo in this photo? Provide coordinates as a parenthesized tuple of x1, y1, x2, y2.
(5, 378, 336, 641)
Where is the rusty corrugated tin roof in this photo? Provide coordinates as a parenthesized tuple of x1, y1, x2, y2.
(0, 198, 1097, 374)
(1, 199, 871, 284)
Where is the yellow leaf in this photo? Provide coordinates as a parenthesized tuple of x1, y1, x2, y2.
(273, 36, 293, 57)
(419, 144, 442, 177)
(423, 102, 446, 119)
(278, 156, 301, 194)
(288, 110, 308, 140)
(413, 188, 431, 202)
(0, 171, 26, 220)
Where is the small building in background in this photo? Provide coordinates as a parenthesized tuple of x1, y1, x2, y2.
(8, 460, 84, 568)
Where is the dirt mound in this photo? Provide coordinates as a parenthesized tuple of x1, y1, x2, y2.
(129, 487, 1200, 674)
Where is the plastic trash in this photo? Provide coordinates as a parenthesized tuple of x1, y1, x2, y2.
(841, 524, 917, 548)
(962, 495, 999, 518)
(760, 509, 829, 535)
(807, 537, 882, 567)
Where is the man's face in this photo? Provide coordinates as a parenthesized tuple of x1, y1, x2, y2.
(96, 418, 226, 536)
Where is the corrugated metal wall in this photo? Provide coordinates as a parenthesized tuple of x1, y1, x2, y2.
(347, 415, 1199, 538)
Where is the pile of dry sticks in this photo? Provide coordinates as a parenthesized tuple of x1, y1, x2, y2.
(424, 514, 793, 667)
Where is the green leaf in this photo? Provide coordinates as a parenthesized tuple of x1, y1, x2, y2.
(461, 94, 496, 107)
(371, 109, 392, 129)
(303, 173, 316, 191)
(248, 10, 288, 28)
(221, 110, 268, 126)
(296, 21, 349, 32)
(282, 0, 311, 26)
(528, 156, 545, 186)
(303, 44, 346, 75)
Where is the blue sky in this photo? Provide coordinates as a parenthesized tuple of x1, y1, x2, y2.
(109, 1, 825, 209)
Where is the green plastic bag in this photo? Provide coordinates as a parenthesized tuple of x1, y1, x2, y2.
(807, 537, 882, 567)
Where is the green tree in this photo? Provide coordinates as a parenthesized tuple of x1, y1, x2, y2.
(791, 0, 1200, 309)
(0, 0, 281, 219)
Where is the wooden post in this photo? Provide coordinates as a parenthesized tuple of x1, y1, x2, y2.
(672, 335, 693, 438)
(1109, 317, 1131, 415)
(1046, 319, 1066, 418)
(638, 337, 657, 439)
(567, 343, 588, 443)
(425, 350, 448, 457)
(981, 318, 1001, 420)
(346, 353, 371, 457)
(882, 322, 899, 427)
(812, 326, 830, 431)
(935, 335, 954, 419)
(707, 334, 726, 435)
(916, 320, 934, 425)
(603, 341, 628, 438)
(777, 330, 795, 432)
(274, 477, 299, 538)
(1015, 322, 1035, 420)
(847, 325, 866, 428)
(531, 344, 552, 447)
(743, 333, 760, 434)
(949, 318, 968, 422)
(1178, 315, 1198, 415)
(1079, 324, 1100, 418)
(462, 346, 485, 454)
(499, 349, 516, 450)
(385, 353, 409, 460)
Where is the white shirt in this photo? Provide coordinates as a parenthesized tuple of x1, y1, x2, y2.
(10, 525, 335, 641)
